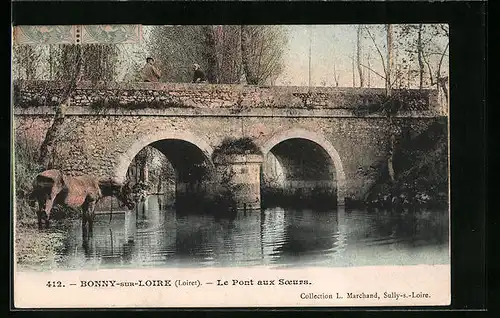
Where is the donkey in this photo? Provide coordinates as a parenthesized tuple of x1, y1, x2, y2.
(31, 169, 136, 232)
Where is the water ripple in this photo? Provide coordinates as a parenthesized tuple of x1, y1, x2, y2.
(53, 195, 450, 269)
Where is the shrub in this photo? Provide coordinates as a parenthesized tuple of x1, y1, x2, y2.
(14, 135, 43, 222)
(364, 118, 448, 209)
(212, 137, 262, 158)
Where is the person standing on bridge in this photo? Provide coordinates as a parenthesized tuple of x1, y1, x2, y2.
(141, 57, 161, 82)
(192, 63, 207, 83)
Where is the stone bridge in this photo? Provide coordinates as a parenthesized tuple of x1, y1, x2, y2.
(13, 80, 446, 208)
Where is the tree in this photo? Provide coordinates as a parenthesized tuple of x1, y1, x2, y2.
(356, 25, 365, 87)
(332, 60, 340, 87)
(212, 25, 243, 84)
(148, 26, 200, 82)
(13, 46, 42, 80)
(386, 24, 394, 97)
(362, 25, 397, 183)
(362, 25, 391, 91)
(359, 24, 448, 92)
(417, 24, 425, 89)
(367, 51, 372, 87)
(241, 25, 287, 85)
(148, 25, 287, 85)
(420, 25, 449, 103)
(13, 43, 120, 83)
(201, 26, 219, 83)
(57, 44, 119, 83)
(147, 25, 217, 83)
(81, 44, 119, 83)
(38, 45, 83, 168)
(394, 24, 449, 92)
(385, 24, 397, 183)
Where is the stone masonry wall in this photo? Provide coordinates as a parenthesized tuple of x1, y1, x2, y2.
(13, 80, 440, 112)
(13, 80, 444, 203)
(13, 114, 439, 202)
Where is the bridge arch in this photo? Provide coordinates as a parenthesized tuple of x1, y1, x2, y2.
(113, 130, 215, 184)
(260, 128, 346, 206)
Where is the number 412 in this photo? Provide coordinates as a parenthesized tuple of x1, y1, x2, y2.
(46, 281, 63, 287)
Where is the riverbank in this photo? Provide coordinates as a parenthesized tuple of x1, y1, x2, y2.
(363, 118, 448, 211)
(15, 220, 67, 271)
(15, 196, 87, 270)
(14, 200, 78, 271)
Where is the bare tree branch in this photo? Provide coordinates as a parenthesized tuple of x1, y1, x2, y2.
(348, 56, 386, 80)
(422, 49, 435, 86)
(436, 42, 449, 81)
(356, 25, 365, 87)
(363, 26, 387, 76)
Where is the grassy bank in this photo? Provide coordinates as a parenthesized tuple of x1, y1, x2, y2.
(15, 224, 67, 271)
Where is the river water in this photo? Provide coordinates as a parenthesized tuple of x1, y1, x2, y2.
(48, 195, 449, 270)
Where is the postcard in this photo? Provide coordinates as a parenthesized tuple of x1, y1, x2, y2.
(12, 24, 450, 308)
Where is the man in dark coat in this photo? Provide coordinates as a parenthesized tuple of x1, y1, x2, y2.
(141, 57, 161, 82)
(192, 63, 206, 83)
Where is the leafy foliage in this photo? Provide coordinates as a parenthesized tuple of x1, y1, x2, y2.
(148, 25, 287, 85)
(351, 90, 431, 116)
(14, 135, 44, 221)
(365, 118, 448, 208)
(212, 137, 262, 158)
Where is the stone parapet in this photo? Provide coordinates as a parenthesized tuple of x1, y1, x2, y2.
(13, 80, 440, 113)
(13, 106, 441, 119)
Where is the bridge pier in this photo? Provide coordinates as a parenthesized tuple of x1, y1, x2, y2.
(337, 188, 347, 207)
(214, 154, 264, 211)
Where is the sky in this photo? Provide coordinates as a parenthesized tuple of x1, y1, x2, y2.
(276, 25, 360, 87)
(274, 24, 448, 88)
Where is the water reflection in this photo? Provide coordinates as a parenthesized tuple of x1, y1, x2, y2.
(271, 208, 339, 263)
(55, 195, 449, 270)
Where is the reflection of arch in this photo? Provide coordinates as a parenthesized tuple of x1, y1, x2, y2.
(261, 128, 346, 206)
(113, 130, 214, 184)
